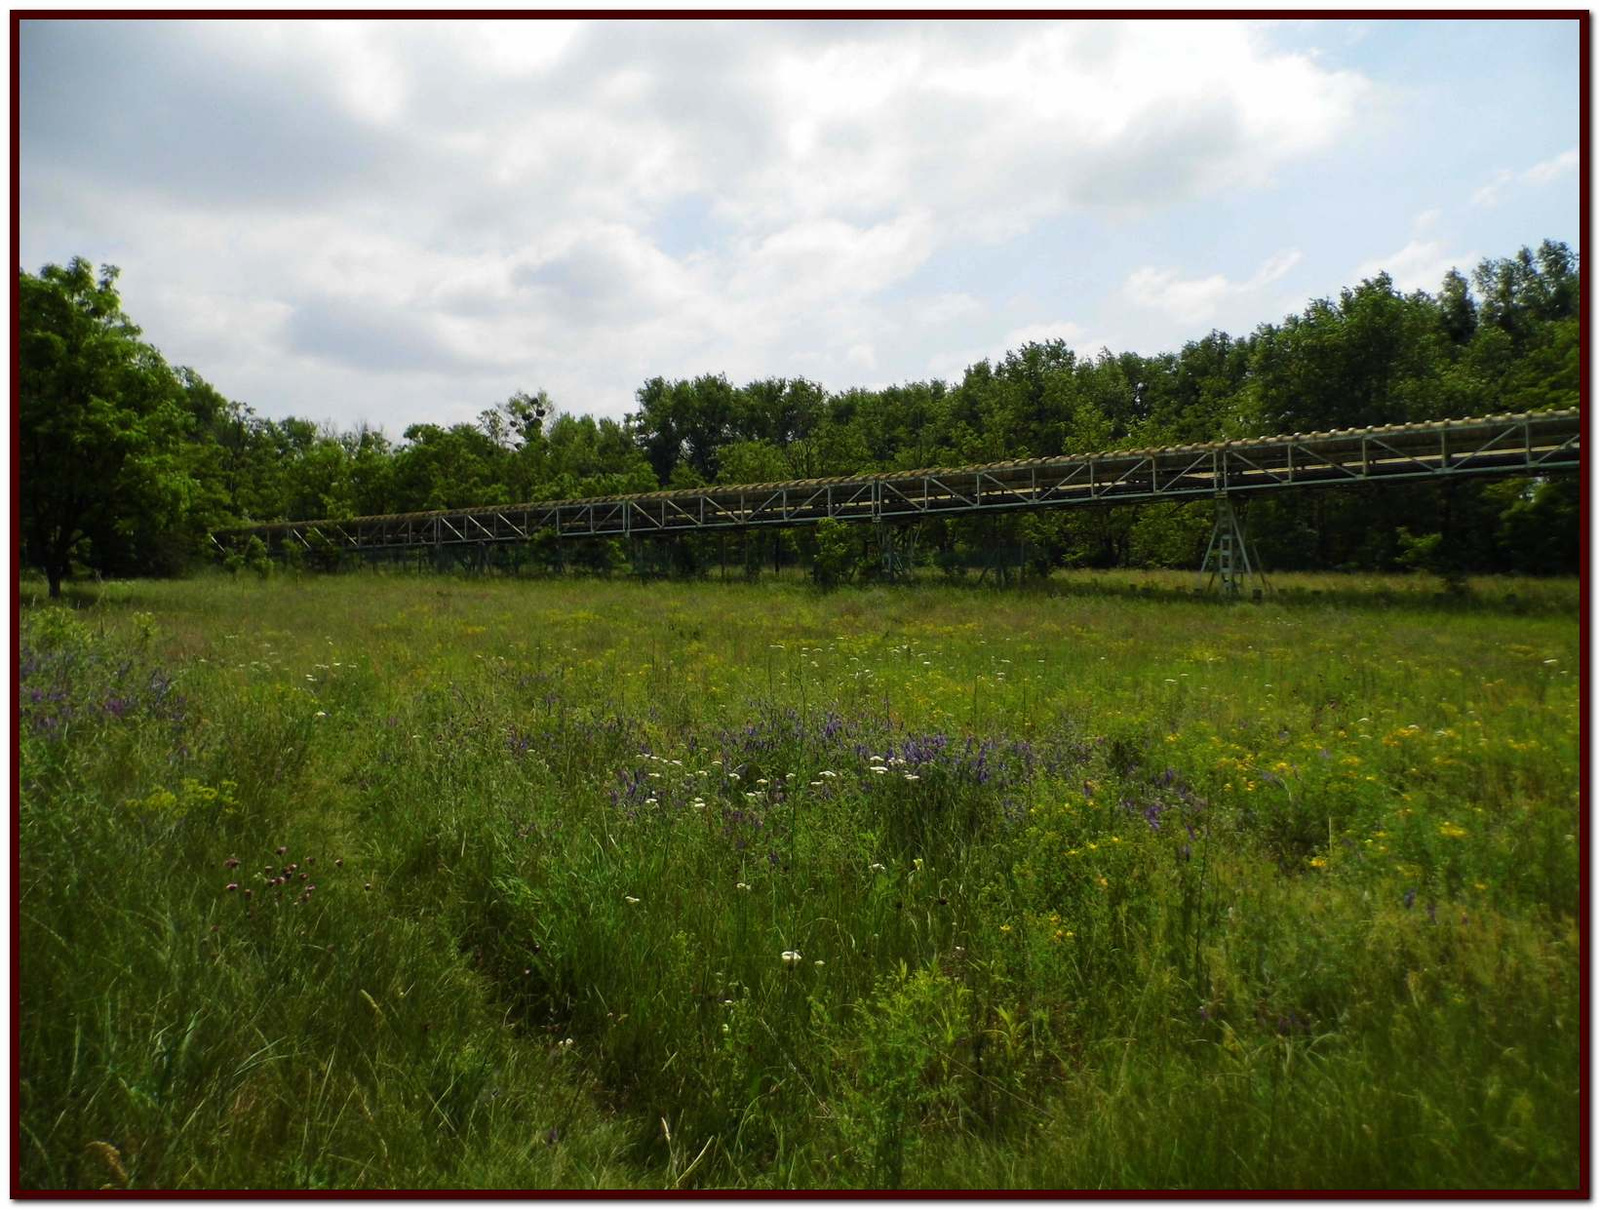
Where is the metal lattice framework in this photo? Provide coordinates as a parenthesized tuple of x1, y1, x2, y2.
(213, 409, 1580, 558)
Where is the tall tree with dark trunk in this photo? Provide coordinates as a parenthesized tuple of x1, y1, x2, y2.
(19, 258, 191, 597)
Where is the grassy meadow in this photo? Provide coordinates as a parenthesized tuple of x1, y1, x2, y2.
(16, 568, 1582, 1190)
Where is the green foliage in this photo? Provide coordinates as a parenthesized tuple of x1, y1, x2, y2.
(1396, 527, 1469, 595)
(18, 259, 206, 595)
(21, 240, 1580, 592)
(811, 518, 855, 587)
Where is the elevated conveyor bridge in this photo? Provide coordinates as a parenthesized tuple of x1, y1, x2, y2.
(213, 409, 1580, 591)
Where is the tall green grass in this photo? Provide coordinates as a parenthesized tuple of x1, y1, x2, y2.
(17, 569, 1580, 1189)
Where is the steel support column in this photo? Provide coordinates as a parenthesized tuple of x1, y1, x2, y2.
(1198, 496, 1268, 598)
(877, 522, 919, 580)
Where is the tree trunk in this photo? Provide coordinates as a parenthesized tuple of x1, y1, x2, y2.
(47, 565, 63, 599)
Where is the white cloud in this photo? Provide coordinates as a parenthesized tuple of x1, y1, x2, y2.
(912, 292, 984, 326)
(1000, 321, 1094, 356)
(21, 19, 1378, 428)
(1473, 147, 1577, 207)
(1523, 147, 1579, 186)
(1471, 168, 1517, 208)
(1123, 249, 1303, 324)
(925, 320, 1097, 383)
(1351, 240, 1478, 293)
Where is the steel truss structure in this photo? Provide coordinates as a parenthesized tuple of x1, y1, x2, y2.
(213, 410, 1580, 560)
(1198, 497, 1269, 598)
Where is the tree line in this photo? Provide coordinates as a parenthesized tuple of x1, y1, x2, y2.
(20, 241, 1579, 596)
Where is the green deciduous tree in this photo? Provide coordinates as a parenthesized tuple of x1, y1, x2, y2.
(19, 258, 200, 596)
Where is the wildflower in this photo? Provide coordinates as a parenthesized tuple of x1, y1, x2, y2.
(735, 882, 751, 892)
(820, 770, 836, 779)
(557, 1037, 575, 1054)
(625, 895, 641, 905)
(781, 949, 803, 968)
(869, 862, 886, 872)
(912, 858, 924, 871)
(813, 960, 824, 968)
(903, 773, 920, 782)
(1308, 856, 1328, 869)
(224, 857, 240, 869)
(276, 846, 288, 856)
(314, 711, 327, 719)
(870, 766, 888, 774)
(225, 883, 239, 892)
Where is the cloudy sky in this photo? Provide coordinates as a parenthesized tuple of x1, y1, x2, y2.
(20, 17, 1579, 435)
